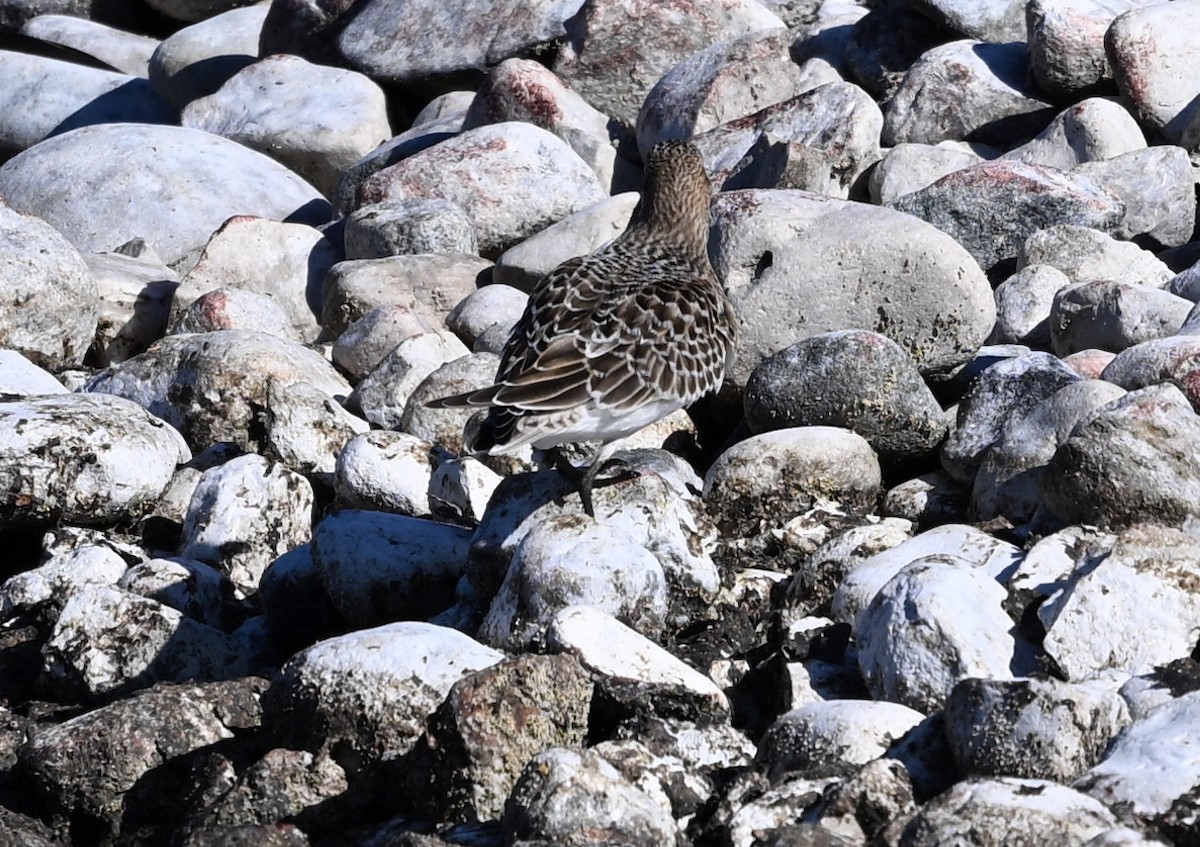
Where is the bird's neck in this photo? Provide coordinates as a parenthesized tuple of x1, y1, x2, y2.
(621, 185, 712, 265)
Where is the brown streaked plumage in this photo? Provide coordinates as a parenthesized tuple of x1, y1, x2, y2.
(427, 140, 737, 516)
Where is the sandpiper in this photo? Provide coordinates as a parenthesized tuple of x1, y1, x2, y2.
(428, 140, 737, 516)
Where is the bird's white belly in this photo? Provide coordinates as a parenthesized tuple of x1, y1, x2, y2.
(529, 397, 686, 449)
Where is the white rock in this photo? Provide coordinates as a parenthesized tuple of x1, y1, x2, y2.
(0, 394, 189, 529)
(334, 430, 438, 516)
(262, 379, 369, 477)
(1003, 98, 1146, 170)
(351, 330, 471, 429)
(1018, 224, 1173, 289)
(312, 510, 471, 627)
(428, 456, 504, 522)
(0, 350, 66, 397)
(148, 3, 268, 109)
(445, 283, 527, 348)
(0, 123, 330, 264)
(117, 557, 234, 629)
(1008, 526, 1116, 600)
(331, 303, 432, 380)
(179, 454, 314, 597)
(1074, 145, 1197, 247)
(868, 141, 985, 205)
(0, 544, 128, 622)
(86, 247, 179, 366)
(20, 15, 160, 77)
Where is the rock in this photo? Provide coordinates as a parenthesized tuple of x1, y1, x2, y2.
(0, 543, 128, 622)
(330, 303, 432, 380)
(0, 51, 175, 158)
(172, 287, 299, 342)
(906, 0, 1026, 41)
(0, 350, 66, 397)
(898, 777, 1118, 846)
(343, 198, 477, 259)
(0, 393, 189, 529)
(721, 774, 847, 846)
(172, 216, 340, 342)
(1039, 525, 1200, 679)
(990, 264, 1072, 347)
(1075, 690, 1200, 843)
(694, 80, 883, 198)
(257, 544, 343, 654)
(18, 679, 263, 839)
(179, 454, 314, 597)
(41, 585, 251, 700)
(478, 515, 669, 651)
(85, 330, 351, 454)
(756, 700, 926, 780)
(1049, 280, 1193, 356)
(117, 557, 237, 631)
(550, 0, 784, 127)
(883, 41, 1055, 148)
(704, 427, 882, 539)
(845, 4, 957, 100)
(1026, 0, 1145, 99)
(321, 253, 491, 336)
(87, 247, 180, 365)
(351, 331, 471, 430)
(264, 622, 502, 768)
(711, 190, 995, 382)
(1073, 145, 1197, 247)
(312, 510, 470, 628)
(333, 431, 438, 515)
(355, 122, 606, 256)
(492, 192, 639, 292)
(0, 123, 331, 264)
(414, 653, 593, 821)
(1042, 384, 1200, 528)
(856, 557, 1032, 712)
(331, 115, 462, 216)
(428, 455, 505, 523)
(972, 379, 1126, 523)
(832, 523, 1022, 633)
(400, 351, 504, 453)
(1002, 97, 1145, 170)
(637, 29, 812, 157)
(503, 747, 679, 846)
(881, 470, 968, 529)
(20, 14, 160, 77)
(868, 141, 985, 205)
(464, 58, 618, 191)
(148, 4, 268, 109)
(940, 351, 1079, 485)
(445, 284, 526, 349)
(1019, 224, 1173, 288)
(888, 160, 1125, 273)
(945, 677, 1130, 781)
(1062, 347, 1118, 379)
(743, 330, 947, 466)
(0, 204, 97, 369)
(1106, 0, 1200, 145)
(265, 380, 371, 478)
(1101, 335, 1200, 412)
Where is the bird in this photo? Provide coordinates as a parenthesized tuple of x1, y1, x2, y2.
(427, 139, 738, 517)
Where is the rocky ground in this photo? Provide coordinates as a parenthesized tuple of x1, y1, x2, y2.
(1, 0, 1200, 844)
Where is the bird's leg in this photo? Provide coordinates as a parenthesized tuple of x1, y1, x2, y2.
(547, 442, 635, 517)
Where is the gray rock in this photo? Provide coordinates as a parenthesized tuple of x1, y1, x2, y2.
(990, 264, 1072, 347)
(1040, 525, 1200, 679)
(883, 41, 1055, 148)
(0, 393, 189, 529)
(1049, 280, 1193, 356)
(143, 0, 255, 22)
(331, 303, 432, 380)
(87, 247, 180, 366)
(179, 454, 314, 597)
(264, 621, 502, 768)
(0, 350, 66, 397)
(351, 330, 471, 430)
(118, 557, 237, 631)
(550, 0, 784, 127)
(1101, 335, 1200, 412)
(881, 471, 969, 529)
(478, 515, 669, 651)
(148, 4, 268, 109)
(331, 115, 462, 215)
(906, 0, 1026, 41)
(1018, 224, 1173, 288)
(172, 287, 299, 342)
(868, 141, 985, 205)
(182, 54, 390, 198)
(400, 351, 502, 454)
(343, 198, 477, 259)
(1074, 145, 1197, 247)
(321, 253, 490, 336)
(1026, 0, 1148, 99)
(898, 777, 1118, 846)
(260, 379, 368, 478)
(492, 192, 638, 292)
(334, 430, 438, 516)
(941, 351, 1079, 485)
(257, 544, 342, 653)
(1106, 1, 1200, 146)
(1002, 97, 1145, 170)
(172, 216, 340, 343)
(445, 283, 526, 349)
(712, 190, 995, 382)
(0, 51, 175, 158)
(637, 28, 816, 157)
(694, 80, 883, 198)
(0, 543, 128, 622)
(945, 676, 1130, 781)
(0, 204, 97, 369)
(312, 510, 470, 628)
(888, 160, 1125, 272)
(0, 123, 331, 264)
(504, 746, 680, 846)
(1169, 262, 1200, 303)
(355, 122, 605, 256)
(845, 3, 957, 100)
(1042, 384, 1200, 528)
(743, 330, 947, 466)
(85, 330, 351, 454)
(465, 58, 618, 191)
(20, 14, 160, 77)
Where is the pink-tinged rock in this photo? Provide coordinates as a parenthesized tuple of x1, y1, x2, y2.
(356, 122, 605, 256)
(551, 0, 784, 127)
(1061, 348, 1116, 379)
(636, 28, 812, 157)
(464, 58, 618, 191)
(172, 288, 299, 342)
(888, 160, 1124, 272)
(182, 54, 391, 198)
(884, 40, 1055, 148)
(1026, 0, 1154, 99)
(694, 80, 882, 198)
(0, 204, 97, 370)
(1102, 336, 1200, 413)
(332, 115, 462, 215)
(1106, 0, 1200, 146)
